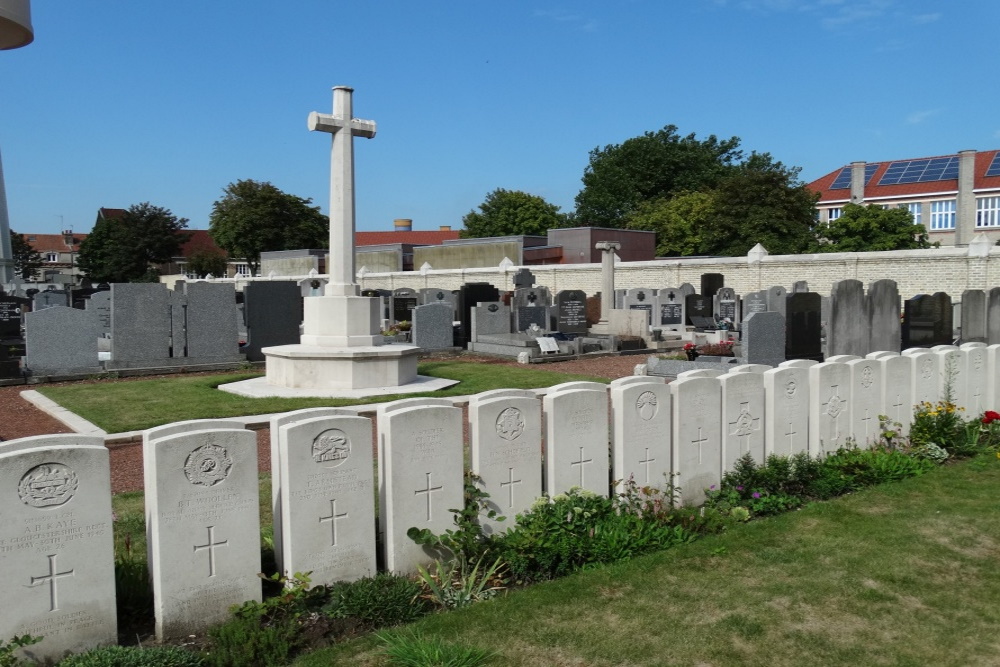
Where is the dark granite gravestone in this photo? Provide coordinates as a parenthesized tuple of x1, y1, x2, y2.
(511, 268, 536, 290)
(902, 292, 953, 349)
(867, 279, 901, 353)
(24, 306, 101, 374)
(555, 290, 588, 334)
(392, 288, 419, 323)
(243, 281, 303, 362)
(0, 296, 28, 339)
(0, 341, 19, 378)
(741, 311, 785, 367)
(685, 294, 713, 327)
(85, 291, 112, 336)
(700, 273, 724, 300)
(785, 292, 823, 361)
(715, 287, 738, 324)
(457, 283, 501, 349)
(513, 287, 551, 332)
(960, 289, 987, 343)
(656, 288, 684, 330)
(827, 279, 867, 357)
(988, 287, 1000, 345)
(742, 290, 768, 319)
(412, 302, 455, 349)
(766, 285, 787, 319)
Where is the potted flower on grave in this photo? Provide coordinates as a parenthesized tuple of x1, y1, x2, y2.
(683, 342, 699, 361)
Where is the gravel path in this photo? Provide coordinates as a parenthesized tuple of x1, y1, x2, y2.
(0, 354, 648, 494)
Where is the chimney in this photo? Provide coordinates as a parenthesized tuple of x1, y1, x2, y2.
(62, 230, 74, 247)
(439, 225, 451, 231)
(393, 218, 412, 231)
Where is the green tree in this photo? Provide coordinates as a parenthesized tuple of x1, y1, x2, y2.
(625, 192, 713, 257)
(814, 203, 932, 252)
(574, 125, 742, 227)
(698, 154, 818, 256)
(208, 179, 328, 274)
(461, 188, 568, 238)
(77, 203, 189, 283)
(9, 230, 42, 280)
(185, 248, 228, 278)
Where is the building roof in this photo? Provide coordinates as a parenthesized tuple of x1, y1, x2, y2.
(808, 149, 1000, 203)
(24, 233, 86, 253)
(356, 230, 460, 247)
(179, 229, 226, 258)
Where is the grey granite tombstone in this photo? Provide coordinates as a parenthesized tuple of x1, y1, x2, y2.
(677, 283, 696, 299)
(792, 281, 809, 293)
(623, 288, 654, 326)
(766, 285, 787, 319)
(85, 291, 112, 336)
(988, 287, 1000, 345)
(828, 279, 867, 357)
(961, 289, 987, 343)
(167, 289, 188, 358)
(555, 290, 588, 334)
(24, 306, 101, 374)
(786, 292, 823, 361)
(470, 302, 511, 342)
(700, 273, 724, 299)
(742, 311, 785, 367)
(418, 287, 457, 315)
(184, 282, 242, 362)
(412, 302, 455, 349)
(243, 281, 304, 362)
(867, 279, 901, 353)
(655, 288, 685, 331)
(33, 289, 68, 311)
(743, 290, 768, 319)
(513, 286, 551, 332)
(903, 292, 953, 348)
(108, 283, 170, 368)
(392, 288, 419, 323)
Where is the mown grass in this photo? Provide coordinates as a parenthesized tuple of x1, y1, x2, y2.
(297, 454, 1000, 667)
(38, 361, 608, 433)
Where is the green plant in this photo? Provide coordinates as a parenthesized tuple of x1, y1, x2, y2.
(115, 532, 153, 626)
(416, 553, 507, 610)
(408, 472, 501, 562)
(823, 446, 934, 488)
(0, 635, 41, 667)
(323, 573, 429, 628)
(375, 630, 496, 667)
(56, 645, 204, 666)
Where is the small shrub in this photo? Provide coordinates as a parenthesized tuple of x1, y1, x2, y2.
(324, 573, 429, 627)
(375, 630, 496, 667)
(910, 400, 966, 454)
(823, 447, 934, 488)
(416, 553, 506, 610)
(0, 635, 41, 667)
(57, 645, 204, 667)
(203, 613, 298, 667)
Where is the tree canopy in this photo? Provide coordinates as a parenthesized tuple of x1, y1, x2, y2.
(185, 248, 229, 278)
(814, 203, 932, 252)
(10, 230, 42, 281)
(208, 179, 328, 275)
(77, 203, 189, 283)
(574, 125, 742, 227)
(461, 188, 568, 238)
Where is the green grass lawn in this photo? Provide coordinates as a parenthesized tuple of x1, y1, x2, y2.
(38, 361, 608, 433)
(296, 454, 1000, 667)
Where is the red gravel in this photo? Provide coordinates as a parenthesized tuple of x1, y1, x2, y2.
(0, 354, 646, 494)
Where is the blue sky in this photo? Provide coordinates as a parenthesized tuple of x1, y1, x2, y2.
(1, 1, 996, 236)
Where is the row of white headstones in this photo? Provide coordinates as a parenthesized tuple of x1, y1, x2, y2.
(2, 343, 997, 662)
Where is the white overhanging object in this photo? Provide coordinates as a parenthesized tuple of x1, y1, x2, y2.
(0, 0, 32, 50)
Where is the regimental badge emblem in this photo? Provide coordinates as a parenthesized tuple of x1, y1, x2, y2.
(920, 358, 934, 380)
(861, 366, 874, 389)
(974, 352, 984, 370)
(496, 408, 524, 441)
(636, 391, 658, 421)
(184, 444, 233, 486)
(826, 392, 844, 419)
(18, 463, 78, 508)
(785, 379, 797, 397)
(312, 429, 350, 466)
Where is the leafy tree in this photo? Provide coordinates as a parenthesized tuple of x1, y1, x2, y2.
(185, 248, 228, 278)
(209, 179, 328, 274)
(698, 154, 818, 256)
(10, 230, 42, 280)
(625, 192, 713, 256)
(77, 203, 189, 283)
(461, 188, 567, 238)
(574, 125, 742, 227)
(814, 203, 932, 252)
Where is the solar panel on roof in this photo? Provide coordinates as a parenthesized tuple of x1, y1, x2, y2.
(986, 153, 1000, 177)
(878, 156, 959, 186)
(828, 164, 878, 190)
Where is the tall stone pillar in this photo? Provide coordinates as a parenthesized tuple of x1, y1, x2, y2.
(850, 160, 867, 205)
(592, 241, 620, 333)
(955, 149, 977, 247)
(0, 149, 14, 283)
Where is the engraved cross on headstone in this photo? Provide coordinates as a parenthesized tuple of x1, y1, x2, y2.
(890, 393, 905, 423)
(193, 525, 229, 577)
(499, 467, 522, 508)
(570, 446, 593, 487)
(693, 427, 709, 465)
(414, 472, 443, 521)
(859, 408, 874, 443)
(308, 86, 376, 296)
(728, 402, 761, 456)
(319, 499, 349, 546)
(784, 422, 798, 454)
(638, 447, 656, 484)
(30, 554, 74, 612)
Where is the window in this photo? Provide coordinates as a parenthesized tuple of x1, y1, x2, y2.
(976, 196, 1000, 228)
(827, 207, 842, 223)
(929, 200, 956, 230)
(235, 263, 251, 277)
(45, 252, 58, 262)
(906, 202, 922, 228)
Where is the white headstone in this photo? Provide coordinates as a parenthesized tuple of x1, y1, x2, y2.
(808, 362, 852, 456)
(544, 381, 607, 394)
(763, 366, 810, 457)
(469, 391, 542, 536)
(988, 345, 1000, 413)
(877, 354, 914, 435)
(146, 428, 261, 639)
(847, 358, 883, 448)
(671, 377, 722, 506)
(909, 350, 940, 406)
(937, 348, 967, 410)
(543, 388, 610, 497)
(610, 377, 671, 488)
(277, 415, 376, 583)
(720, 372, 765, 470)
(825, 354, 862, 363)
(378, 403, 463, 573)
(0, 435, 117, 663)
(964, 345, 989, 416)
(730, 364, 773, 373)
(675, 369, 726, 379)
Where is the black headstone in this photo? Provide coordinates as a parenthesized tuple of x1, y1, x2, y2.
(700, 273, 724, 300)
(685, 294, 713, 327)
(243, 281, 303, 362)
(512, 268, 536, 290)
(0, 296, 28, 339)
(786, 292, 823, 361)
(393, 297, 418, 323)
(902, 292, 953, 348)
(555, 290, 588, 334)
(457, 283, 500, 348)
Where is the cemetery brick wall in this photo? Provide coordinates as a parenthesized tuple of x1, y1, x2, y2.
(349, 247, 1000, 300)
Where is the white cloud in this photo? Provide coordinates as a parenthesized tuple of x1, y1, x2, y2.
(906, 109, 940, 125)
(911, 12, 942, 24)
(533, 9, 598, 32)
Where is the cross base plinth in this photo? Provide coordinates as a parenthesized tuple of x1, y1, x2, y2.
(262, 344, 420, 390)
(300, 295, 383, 347)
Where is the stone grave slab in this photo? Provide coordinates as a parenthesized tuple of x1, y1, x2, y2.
(469, 303, 510, 343)
(720, 372, 765, 470)
(554, 290, 588, 334)
(902, 292, 952, 348)
(623, 288, 654, 327)
(391, 288, 419, 323)
(379, 403, 463, 573)
(146, 428, 261, 639)
(715, 287, 739, 324)
(828, 279, 867, 357)
(964, 345, 989, 416)
(610, 377, 671, 488)
(655, 288, 685, 332)
(24, 306, 101, 375)
(513, 286, 551, 332)
(670, 376, 722, 506)
(961, 289, 987, 343)
(0, 295, 27, 338)
(808, 362, 852, 456)
(785, 292, 822, 361)
(469, 391, 542, 536)
(877, 354, 913, 434)
(908, 350, 940, 406)
(277, 415, 376, 583)
(742, 311, 785, 367)
(0, 434, 116, 664)
(700, 274, 724, 299)
(543, 387, 610, 497)
(937, 348, 967, 411)
(33, 290, 69, 311)
(742, 290, 768, 318)
(766, 285, 787, 319)
(847, 358, 883, 448)
(867, 279, 901, 354)
(184, 282, 241, 362)
(763, 366, 810, 457)
(85, 291, 111, 336)
(412, 302, 455, 349)
(457, 283, 500, 348)
(685, 294, 712, 327)
(243, 281, 304, 362)
(108, 283, 171, 367)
